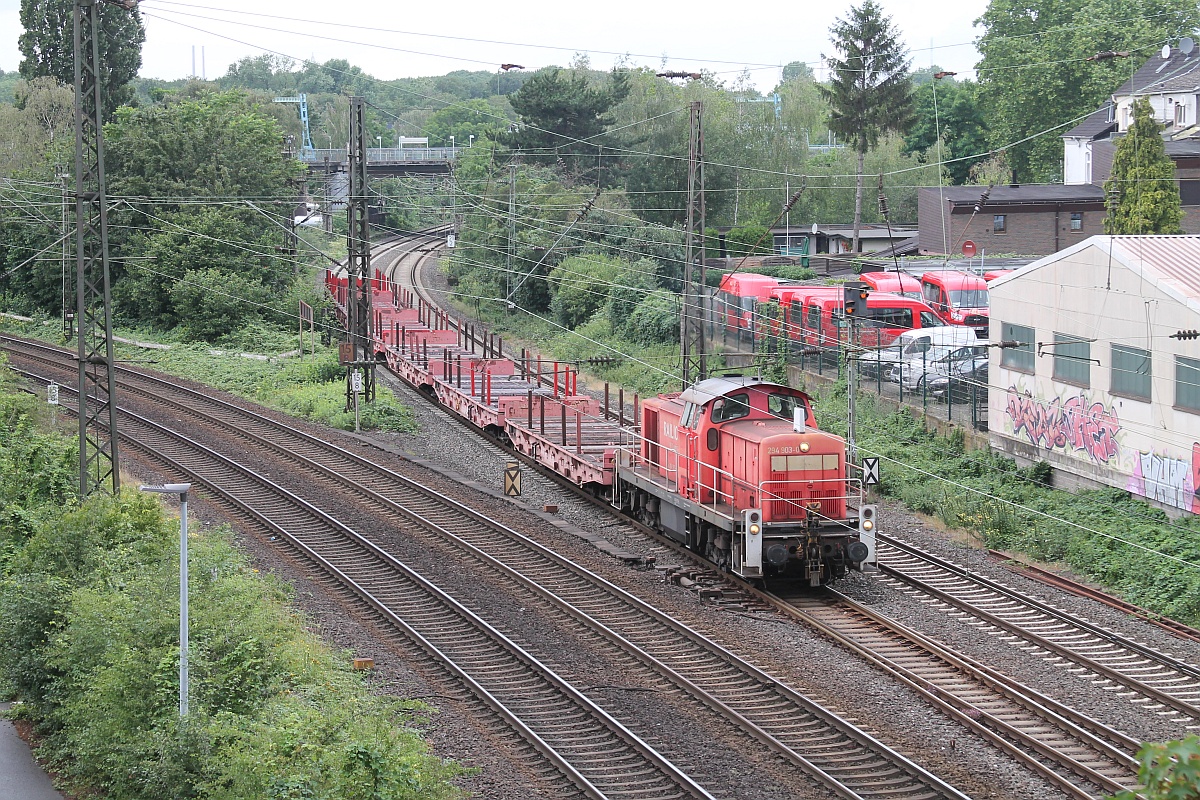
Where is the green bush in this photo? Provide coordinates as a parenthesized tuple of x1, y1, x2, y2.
(815, 388, 1200, 624)
(0, 374, 461, 799)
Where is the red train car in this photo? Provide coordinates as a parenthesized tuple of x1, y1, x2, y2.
(859, 270, 923, 299)
(614, 377, 874, 585)
(920, 270, 989, 326)
(772, 286, 942, 350)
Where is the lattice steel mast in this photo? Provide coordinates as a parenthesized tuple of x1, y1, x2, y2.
(680, 100, 707, 388)
(346, 96, 376, 405)
(74, 0, 135, 498)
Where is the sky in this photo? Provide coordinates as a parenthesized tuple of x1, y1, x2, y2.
(0, 0, 991, 90)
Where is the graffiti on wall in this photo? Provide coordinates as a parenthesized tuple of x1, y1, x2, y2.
(1005, 388, 1122, 464)
(1126, 444, 1200, 513)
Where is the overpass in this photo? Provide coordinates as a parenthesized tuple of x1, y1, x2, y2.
(300, 146, 458, 177)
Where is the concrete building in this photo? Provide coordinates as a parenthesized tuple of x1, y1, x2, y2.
(917, 185, 1106, 257)
(988, 235, 1200, 514)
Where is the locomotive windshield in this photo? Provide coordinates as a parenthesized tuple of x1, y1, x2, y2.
(710, 393, 751, 423)
(768, 392, 809, 423)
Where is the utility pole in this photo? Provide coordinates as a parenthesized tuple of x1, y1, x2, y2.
(507, 161, 516, 303)
(281, 135, 299, 268)
(346, 96, 375, 407)
(681, 100, 706, 388)
(74, 0, 134, 499)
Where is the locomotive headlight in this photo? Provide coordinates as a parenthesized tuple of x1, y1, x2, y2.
(800, 441, 810, 452)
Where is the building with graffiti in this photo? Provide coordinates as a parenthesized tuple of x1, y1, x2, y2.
(988, 236, 1200, 515)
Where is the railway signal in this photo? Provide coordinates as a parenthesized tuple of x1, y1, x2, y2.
(843, 282, 870, 316)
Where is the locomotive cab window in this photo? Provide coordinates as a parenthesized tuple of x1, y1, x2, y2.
(767, 392, 806, 423)
(681, 402, 699, 429)
(710, 393, 751, 423)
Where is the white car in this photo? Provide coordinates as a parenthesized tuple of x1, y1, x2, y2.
(893, 344, 988, 392)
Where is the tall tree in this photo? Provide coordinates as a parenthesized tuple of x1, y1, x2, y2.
(903, 71, 986, 185)
(1104, 97, 1182, 234)
(504, 66, 630, 178)
(820, 0, 915, 251)
(975, 0, 1199, 183)
(18, 0, 145, 120)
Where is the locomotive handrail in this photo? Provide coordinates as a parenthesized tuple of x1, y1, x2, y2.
(616, 440, 863, 523)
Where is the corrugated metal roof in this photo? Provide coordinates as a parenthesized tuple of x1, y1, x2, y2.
(1112, 236, 1200, 303)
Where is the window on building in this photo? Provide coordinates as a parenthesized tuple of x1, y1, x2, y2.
(1052, 333, 1090, 386)
(1176, 102, 1187, 126)
(1180, 180, 1200, 206)
(1111, 344, 1152, 400)
(993, 214, 1007, 234)
(1001, 322, 1035, 372)
(1177, 356, 1200, 412)
(1070, 212, 1083, 231)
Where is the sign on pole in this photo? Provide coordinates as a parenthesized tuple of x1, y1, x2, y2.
(351, 369, 364, 393)
(862, 456, 880, 486)
(962, 240, 977, 258)
(447, 233, 456, 248)
(299, 301, 314, 358)
(504, 461, 522, 497)
(47, 383, 59, 405)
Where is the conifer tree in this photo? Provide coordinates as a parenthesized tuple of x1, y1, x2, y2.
(820, 0, 914, 252)
(1104, 97, 1183, 234)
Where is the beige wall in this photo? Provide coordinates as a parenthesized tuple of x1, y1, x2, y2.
(988, 238, 1200, 513)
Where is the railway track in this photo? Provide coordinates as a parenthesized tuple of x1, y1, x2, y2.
(875, 534, 1200, 722)
(388, 241, 1189, 799)
(3, 347, 709, 800)
(2, 335, 973, 800)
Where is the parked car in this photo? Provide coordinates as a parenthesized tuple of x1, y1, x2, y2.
(929, 360, 989, 403)
(862, 325, 979, 380)
(893, 344, 989, 392)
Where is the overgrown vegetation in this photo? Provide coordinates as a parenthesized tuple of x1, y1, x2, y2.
(814, 385, 1200, 624)
(0, 359, 463, 799)
(0, 317, 416, 434)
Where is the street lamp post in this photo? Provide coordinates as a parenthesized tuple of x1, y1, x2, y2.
(450, 135, 455, 153)
(469, 134, 475, 148)
(139, 483, 192, 718)
(376, 135, 382, 152)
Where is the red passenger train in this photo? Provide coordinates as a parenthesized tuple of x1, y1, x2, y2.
(327, 268, 876, 586)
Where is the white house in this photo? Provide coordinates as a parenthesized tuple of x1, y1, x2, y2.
(1062, 47, 1200, 232)
(988, 236, 1200, 514)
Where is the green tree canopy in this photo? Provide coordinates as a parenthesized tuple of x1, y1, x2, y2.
(1104, 97, 1182, 234)
(820, 0, 914, 250)
(504, 66, 630, 176)
(105, 89, 299, 200)
(904, 72, 987, 185)
(425, 99, 507, 145)
(18, 0, 144, 120)
(975, 0, 1199, 183)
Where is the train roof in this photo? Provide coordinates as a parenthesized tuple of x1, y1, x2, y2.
(678, 376, 792, 406)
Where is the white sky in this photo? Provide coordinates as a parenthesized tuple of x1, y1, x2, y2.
(0, 0, 990, 89)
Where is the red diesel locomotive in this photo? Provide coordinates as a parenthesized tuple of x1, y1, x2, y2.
(329, 268, 876, 586)
(615, 377, 875, 586)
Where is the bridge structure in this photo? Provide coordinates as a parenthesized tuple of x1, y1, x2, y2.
(300, 146, 458, 177)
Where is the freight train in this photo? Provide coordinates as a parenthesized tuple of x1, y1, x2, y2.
(327, 267, 876, 586)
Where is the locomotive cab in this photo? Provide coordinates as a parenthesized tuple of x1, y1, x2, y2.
(622, 377, 875, 586)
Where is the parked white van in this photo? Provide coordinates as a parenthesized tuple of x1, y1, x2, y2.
(863, 326, 981, 380)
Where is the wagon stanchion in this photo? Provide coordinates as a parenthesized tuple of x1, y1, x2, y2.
(576, 409, 582, 455)
(605, 383, 611, 421)
(560, 403, 567, 447)
(527, 390, 534, 428)
(618, 388, 625, 427)
(539, 395, 546, 435)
